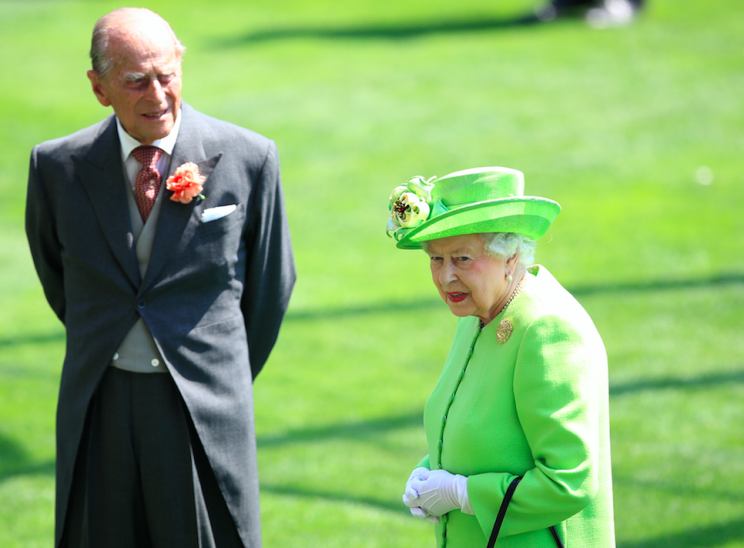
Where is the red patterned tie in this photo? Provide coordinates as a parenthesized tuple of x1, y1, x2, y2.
(132, 146, 164, 222)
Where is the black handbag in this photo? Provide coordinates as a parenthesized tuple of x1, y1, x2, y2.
(486, 477, 565, 548)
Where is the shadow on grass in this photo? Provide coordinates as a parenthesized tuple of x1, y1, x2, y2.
(613, 474, 743, 504)
(257, 411, 421, 448)
(610, 369, 744, 396)
(261, 482, 407, 515)
(0, 432, 55, 484)
(568, 272, 744, 298)
(215, 12, 540, 46)
(617, 516, 744, 548)
(284, 272, 744, 322)
(0, 330, 64, 349)
(3, 273, 742, 342)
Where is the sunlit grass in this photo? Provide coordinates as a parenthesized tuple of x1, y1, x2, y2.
(1, 0, 742, 546)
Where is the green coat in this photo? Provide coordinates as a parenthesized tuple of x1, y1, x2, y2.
(415, 266, 615, 547)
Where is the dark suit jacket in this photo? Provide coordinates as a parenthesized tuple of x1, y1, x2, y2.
(25, 103, 296, 547)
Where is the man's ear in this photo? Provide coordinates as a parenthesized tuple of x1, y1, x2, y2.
(87, 70, 112, 107)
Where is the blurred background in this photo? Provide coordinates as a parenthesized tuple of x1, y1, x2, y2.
(1, 0, 742, 546)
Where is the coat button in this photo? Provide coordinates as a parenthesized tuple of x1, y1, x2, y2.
(151, 359, 160, 367)
(137, 299, 146, 309)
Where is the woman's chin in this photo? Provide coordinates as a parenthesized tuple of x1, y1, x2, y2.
(445, 302, 475, 317)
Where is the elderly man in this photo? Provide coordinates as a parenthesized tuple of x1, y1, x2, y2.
(25, 8, 295, 548)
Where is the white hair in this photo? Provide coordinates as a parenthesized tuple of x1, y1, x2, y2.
(478, 232, 536, 267)
(421, 232, 536, 266)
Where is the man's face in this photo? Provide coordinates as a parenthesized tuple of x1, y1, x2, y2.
(88, 29, 182, 144)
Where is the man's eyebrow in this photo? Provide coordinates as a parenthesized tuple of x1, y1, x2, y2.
(121, 67, 178, 82)
(123, 72, 147, 82)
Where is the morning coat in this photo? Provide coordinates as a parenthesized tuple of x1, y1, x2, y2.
(415, 266, 615, 547)
(25, 103, 296, 547)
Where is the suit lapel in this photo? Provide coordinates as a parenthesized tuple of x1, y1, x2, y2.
(139, 106, 223, 294)
(73, 118, 141, 288)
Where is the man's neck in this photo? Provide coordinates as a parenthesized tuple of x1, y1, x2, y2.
(116, 109, 182, 163)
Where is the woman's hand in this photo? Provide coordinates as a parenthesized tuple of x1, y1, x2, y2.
(403, 467, 440, 523)
(403, 468, 473, 518)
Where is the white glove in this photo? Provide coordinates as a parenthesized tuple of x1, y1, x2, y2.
(402, 467, 440, 523)
(407, 469, 473, 517)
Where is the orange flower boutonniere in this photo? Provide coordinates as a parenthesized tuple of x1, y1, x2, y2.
(166, 162, 206, 204)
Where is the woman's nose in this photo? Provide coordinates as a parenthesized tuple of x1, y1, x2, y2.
(439, 260, 457, 285)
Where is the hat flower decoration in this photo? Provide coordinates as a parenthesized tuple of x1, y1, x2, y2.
(385, 167, 562, 250)
(387, 175, 436, 235)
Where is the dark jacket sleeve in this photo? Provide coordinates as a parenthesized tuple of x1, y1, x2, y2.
(26, 146, 66, 324)
(240, 141, 296, 378)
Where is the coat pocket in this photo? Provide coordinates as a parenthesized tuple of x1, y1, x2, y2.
(197, 202, 245, 240)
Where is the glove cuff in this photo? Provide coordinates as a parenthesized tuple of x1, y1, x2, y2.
(454, 474, 474, 515)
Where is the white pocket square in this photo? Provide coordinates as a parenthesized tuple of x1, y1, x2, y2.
(201, 204, 237, 223)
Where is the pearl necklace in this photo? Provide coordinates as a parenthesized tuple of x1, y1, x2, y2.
(480, 275, 527, 329)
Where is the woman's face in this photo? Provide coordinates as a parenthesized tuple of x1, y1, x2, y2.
(425, 234, 511, 322)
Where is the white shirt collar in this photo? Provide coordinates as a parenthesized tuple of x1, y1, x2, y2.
(116, 109, 182, 162)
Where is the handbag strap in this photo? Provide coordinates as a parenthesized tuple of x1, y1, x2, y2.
(486, 476, 522, 548)
(550, 525, 565, 548)
(486, 476, 565, 548)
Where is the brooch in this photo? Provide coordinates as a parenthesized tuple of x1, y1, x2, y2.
(496, 318, 513, 345)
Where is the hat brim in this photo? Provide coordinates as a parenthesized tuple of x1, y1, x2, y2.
(395, 197, 561, 250)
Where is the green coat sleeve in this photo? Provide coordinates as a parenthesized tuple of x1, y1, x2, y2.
(467, 312, 604, 538)
(416, 454, 431, 470)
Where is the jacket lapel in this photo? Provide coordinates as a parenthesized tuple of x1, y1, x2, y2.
(139, 106, 223, 294)
(73, 117, 141, 288)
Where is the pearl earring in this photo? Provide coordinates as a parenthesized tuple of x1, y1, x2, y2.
(506, 273, 513, 282)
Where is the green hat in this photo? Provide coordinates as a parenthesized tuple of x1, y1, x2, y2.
(386, 167, 561, 250)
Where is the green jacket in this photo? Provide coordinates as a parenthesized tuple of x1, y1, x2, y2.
(416, 266, 615, 547)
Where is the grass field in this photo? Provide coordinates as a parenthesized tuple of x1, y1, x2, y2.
(1, 0, 743, 546)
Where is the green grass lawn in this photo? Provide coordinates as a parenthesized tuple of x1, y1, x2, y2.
(1, 0, 742, 546)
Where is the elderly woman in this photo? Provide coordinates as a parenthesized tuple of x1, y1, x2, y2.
(386, 167, 614, 547)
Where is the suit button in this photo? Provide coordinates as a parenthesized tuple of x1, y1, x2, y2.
(137, 299, 146, 309)
(151, 359, 160, 367)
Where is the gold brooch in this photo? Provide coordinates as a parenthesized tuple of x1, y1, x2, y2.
(496, 318, 513, 344)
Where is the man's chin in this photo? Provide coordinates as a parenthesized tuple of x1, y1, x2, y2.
(137, 121, 175, 144)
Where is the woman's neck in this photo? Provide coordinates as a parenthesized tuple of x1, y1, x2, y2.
(479, 266, 528, 326)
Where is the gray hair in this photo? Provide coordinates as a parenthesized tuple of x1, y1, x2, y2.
(90, 8, 186, 78)
(421, 232, 536, 266)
